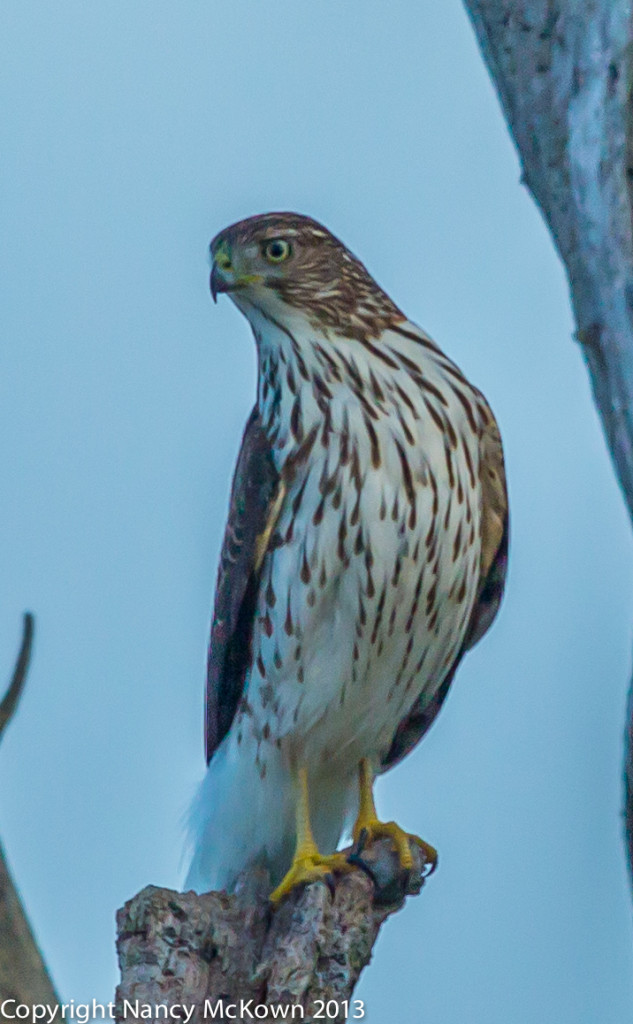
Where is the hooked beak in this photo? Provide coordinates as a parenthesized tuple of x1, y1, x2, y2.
(210, 262, 228, 303)
(210, 261, 264, 303)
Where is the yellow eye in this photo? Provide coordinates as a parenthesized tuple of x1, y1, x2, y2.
(263, 238, 292, 263)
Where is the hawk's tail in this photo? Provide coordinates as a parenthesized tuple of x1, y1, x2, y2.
(184, 730, 293, 893)
(183, 730, 355, 894)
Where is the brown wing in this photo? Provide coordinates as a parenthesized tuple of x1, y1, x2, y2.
(205, 408, 284, 764)
(382, 402, 508, 770)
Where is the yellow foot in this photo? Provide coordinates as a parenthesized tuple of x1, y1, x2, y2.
(353, 817, 438, 875)
(270, 847, 352, 906)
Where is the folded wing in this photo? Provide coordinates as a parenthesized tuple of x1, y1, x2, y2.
(205, 409, 285, 763)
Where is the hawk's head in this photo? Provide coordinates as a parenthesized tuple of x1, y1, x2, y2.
(209, 212, 403, 339)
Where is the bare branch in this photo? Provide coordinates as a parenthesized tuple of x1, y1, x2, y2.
(0, 842, 59, 1005)
(0, 613, 59, 1004)
(0, 612, 34, 743)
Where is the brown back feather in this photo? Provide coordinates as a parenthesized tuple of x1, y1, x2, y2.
(205, 409, 283, 763)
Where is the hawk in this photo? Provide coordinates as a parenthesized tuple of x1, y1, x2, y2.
(185, 213, 508, 902)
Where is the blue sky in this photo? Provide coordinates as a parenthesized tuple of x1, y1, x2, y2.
(1, 2, 632, 1021)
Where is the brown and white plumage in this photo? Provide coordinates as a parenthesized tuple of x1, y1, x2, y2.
(186, 213, 508, 893)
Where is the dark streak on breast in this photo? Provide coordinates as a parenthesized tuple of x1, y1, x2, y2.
(319, 458, 339, 498)
(452, 522, 463, 562)
(313, 496, 326, 526)
(312, 372, 332, 409)
(339, 351, 364, 391)
(290, 395, 303, 442)
(452, 386, 479, 433)
(291, 474, 309, 518)
(423, 397, 444, 433)
(320, 403, 333, 446)
(359, 336, 400, 369)
(350, 445, 363, 493)
(395, 438, 416, 524)
(445, 415, 458, 449)
(397, 408, 415, 446)
(371, 584, 387, 644)
(426, 578, 438, 616)
(313, 342, 343, 382)
(339, 409, 351, 466)
(369, 369, 385, 403)
(300, 548, 311, 584)
(337, 514, 348, 562)
(394, 382, 420, 419)
(364, 415, 381, 469)
(390, 323, 442, 354)
(282, 425, 319, 485)
(443, 438, 455, 488)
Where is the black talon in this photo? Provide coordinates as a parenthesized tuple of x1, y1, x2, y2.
(347, 851, 379, 887)
(353, 827, 369, 856)
(421, 851, 438, 878)
(346, 827, 380, 885)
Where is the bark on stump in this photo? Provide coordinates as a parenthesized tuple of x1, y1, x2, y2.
(116, 839, 431, 1024)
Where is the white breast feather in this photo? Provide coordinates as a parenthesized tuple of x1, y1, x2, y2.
(247, 314, 483, 773)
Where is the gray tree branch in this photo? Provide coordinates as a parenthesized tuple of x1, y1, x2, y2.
(115, 842, 432, 1023)
(0, 613, 33, 742)
(460, 0, 633, 884)
(0, 614, 59, 1005)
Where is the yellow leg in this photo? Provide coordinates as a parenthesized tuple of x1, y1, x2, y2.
(352, 758, 438, 873)
(269, 767, 352, 906)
